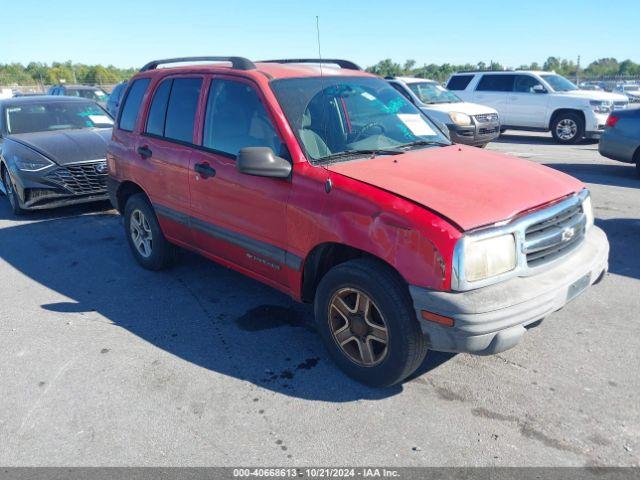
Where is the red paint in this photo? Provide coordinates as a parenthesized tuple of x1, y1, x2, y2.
(605, 114, 619, 128)
(109, 62, 585, 299)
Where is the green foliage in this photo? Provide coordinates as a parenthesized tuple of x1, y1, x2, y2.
(365, 57, 640, 82)
(0, 62, 137, 85)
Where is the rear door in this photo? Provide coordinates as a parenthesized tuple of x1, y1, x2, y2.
(188, 76, 293, 287)
(508, 74, 549, 128)
(136, 76, 203, 245)
(472, 74, 515, 124)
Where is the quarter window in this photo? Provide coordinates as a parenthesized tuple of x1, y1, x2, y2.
(119, 78, 150, 132)
(447, 75, 474, 91)
(476, 74, 515, 92)
(202, 79, 282, 158)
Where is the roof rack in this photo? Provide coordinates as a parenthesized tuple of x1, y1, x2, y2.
(259, 58, 362, 71)
(139, 56, 256, 72)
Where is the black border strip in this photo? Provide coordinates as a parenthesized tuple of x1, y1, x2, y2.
(154, 204, 302, 271)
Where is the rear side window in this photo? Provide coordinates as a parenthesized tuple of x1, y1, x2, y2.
(476, 74, 515, 92)
(164, 78, 202, 143)
(447, 75, 474, 91)
(119, 78, 150, 131)
(145, 79, 172, 136)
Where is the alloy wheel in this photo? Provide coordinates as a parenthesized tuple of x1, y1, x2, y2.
(328, 287, 389, 367)
(556, 118, 578, 141)
(130, 209, 153, 258)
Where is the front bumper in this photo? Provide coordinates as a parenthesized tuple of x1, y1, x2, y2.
(9, 161, 109, 210)
(409, 226, 609, 355)
(447, 120, 500, 147)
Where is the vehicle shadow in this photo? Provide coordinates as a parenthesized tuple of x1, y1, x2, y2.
(0, 200, 453, 401)
(544, 162, 639, 189)
(495, 132, 599, 146)
(0, 200, 114, 222)
(596, 217, 640, 281)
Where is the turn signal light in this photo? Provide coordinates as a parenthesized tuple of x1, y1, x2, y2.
(421, 310, 455, 327)
(606, 115, 619, 128)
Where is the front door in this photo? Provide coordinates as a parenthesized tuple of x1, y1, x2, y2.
(508, 74, 549, 129)
(188, 76, 293, 287)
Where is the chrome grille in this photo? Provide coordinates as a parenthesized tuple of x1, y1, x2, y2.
(45, 160, 108, 195)
(523, 202, 586, 267)
(474, 113, 499, 123)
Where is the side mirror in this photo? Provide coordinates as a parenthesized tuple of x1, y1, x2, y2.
(237, 147, 291, 179)
(532, 85, 547, 94)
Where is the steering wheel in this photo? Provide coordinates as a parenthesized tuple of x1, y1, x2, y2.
(351, 122, 386, 143)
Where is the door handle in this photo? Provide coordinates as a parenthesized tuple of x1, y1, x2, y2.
(194, 162, 216, 179)
(137, 145, 153, 159)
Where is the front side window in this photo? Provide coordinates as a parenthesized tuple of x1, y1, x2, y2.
(513, 75, 544, 93)
(476, 74, 515, 92)
(5, 101, 113, 135)
(119, 78, 150, 131)
(540, 74, 578, 92)
(408, 82, 462, 104)
(271, 76, 450, 162)
(202, 79, 282, 158)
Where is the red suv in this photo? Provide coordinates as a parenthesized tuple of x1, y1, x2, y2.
(107, 57, 609, 386)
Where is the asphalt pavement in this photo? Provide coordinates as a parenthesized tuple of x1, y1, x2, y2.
(0, 131, 638, 466)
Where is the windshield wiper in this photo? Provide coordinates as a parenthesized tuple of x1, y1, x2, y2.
(317, 149, 402, 163)
(394, 140, 450, 150)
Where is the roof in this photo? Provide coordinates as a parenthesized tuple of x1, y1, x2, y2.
(133, 58, 373, 81)
(391, 76, 437, 84)
(0, 95, 94, 108)
(452, 70, 556, 75)
(56, 84, 104, 90)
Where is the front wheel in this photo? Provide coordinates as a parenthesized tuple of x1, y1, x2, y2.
(2, 167, 26, 215)
(314, 258, 427, 387)
(123, 193, 175, 270)
(551, 113, 585, 144)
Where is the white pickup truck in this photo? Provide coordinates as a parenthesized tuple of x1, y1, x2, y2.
(446, 70, 629, 144)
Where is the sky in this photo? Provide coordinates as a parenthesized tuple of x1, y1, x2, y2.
(3, 0, 639, 69)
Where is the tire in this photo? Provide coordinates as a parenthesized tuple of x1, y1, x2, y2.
(314, 258, 427, 387)
(2, 166, 26, 216)
(551, 112, 585, 144)
(477, 143, 488, 149)
(123, 193, 175, 270)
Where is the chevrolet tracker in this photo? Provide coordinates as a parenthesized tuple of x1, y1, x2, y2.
(107, 57, 609, 386)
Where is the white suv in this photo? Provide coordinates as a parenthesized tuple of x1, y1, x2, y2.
(388, 76, 500, 147)
(446, 71, 629, 144)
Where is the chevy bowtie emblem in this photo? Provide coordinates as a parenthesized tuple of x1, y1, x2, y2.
(561, 227, 575, 242)
(95, 162, 108, 174)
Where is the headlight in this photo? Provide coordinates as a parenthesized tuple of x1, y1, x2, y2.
(589, 100, 613, 114)
(14, 155, 54, 172)
(462, 234, 517, 283)
(449, 111, 472, 126)
(582, 194, 594, 230)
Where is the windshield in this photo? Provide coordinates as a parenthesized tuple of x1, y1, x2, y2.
(271, 76, 450, 162)
(5, 101, 114, 134)
(407, 82, 462, 104)
(540, 74, 578, 92)
(70, 89, 109, 102)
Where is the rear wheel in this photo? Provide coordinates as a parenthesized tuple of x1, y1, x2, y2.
(124, 193, 175, 270)
(551, 113, 584, 144)
(2, 167, 26, 216)
(314, 258, 427, 387)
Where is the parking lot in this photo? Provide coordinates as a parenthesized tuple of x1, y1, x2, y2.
(0, 131, 638, 467)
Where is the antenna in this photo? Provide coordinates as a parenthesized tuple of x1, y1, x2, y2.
(316, 15, 329, 150)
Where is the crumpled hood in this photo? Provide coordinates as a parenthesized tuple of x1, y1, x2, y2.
(8, 128, 111, 165)
(326, 145, 584, 231)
